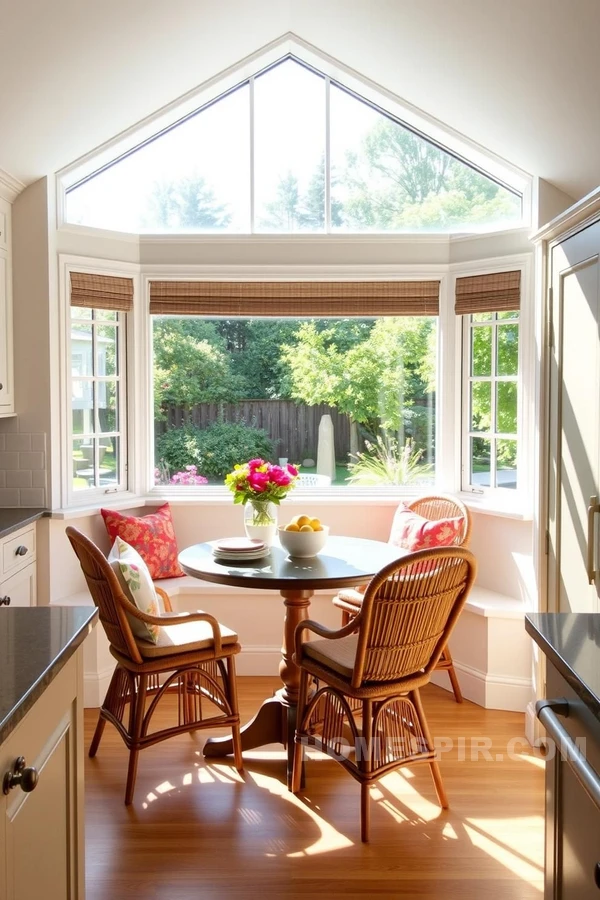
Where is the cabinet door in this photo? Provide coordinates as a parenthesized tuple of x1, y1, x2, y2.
(548, 220, 600, 613)
(0, 654, 84, 900)
(0, 254, 13, 414)
(0, 565, 36, 608)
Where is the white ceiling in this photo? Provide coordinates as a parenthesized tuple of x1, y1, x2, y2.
(2, 0, 600, 201)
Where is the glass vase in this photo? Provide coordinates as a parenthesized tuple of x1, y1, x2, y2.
(243, 499, 278, 547)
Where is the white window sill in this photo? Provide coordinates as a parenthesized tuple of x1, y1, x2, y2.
(50, 486, 533, 522)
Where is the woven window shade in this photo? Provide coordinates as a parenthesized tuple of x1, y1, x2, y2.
(148, 280, 440, 317)
(455, 270, 521, 315)
(70, 272, 134, 312)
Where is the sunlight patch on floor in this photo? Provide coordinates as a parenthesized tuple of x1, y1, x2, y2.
(464, 817, 544, 888)
(247, 769, 354, 855)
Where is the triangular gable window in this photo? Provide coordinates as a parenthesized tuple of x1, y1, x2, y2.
(63, 55, 524, 235)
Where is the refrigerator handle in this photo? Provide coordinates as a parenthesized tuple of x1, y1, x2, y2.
(587, 495, 600, 584)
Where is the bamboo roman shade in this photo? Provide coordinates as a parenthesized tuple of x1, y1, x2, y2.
(70, 272, 134, 312)
(454, 270, 521, 315)
(148, 280, 440, 317)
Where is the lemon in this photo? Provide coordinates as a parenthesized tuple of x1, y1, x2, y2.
(284, 522, 300, 532)
(299, 524, 313, 532)
(309, 517, 322, 531)
(296, 515, 312, 528)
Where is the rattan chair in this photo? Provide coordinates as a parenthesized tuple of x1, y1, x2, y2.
(66, 526, 243, 804)
(332, 493, 472, 702)
(292, 546, 477, 842)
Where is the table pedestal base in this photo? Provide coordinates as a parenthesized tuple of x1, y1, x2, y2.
(203, 691, 299, 788)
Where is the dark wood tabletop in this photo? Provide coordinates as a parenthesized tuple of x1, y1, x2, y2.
(178, 535, 405, 592)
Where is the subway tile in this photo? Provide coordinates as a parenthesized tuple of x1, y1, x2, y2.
(0, 488, 20, 506)
(6, 433, 31, 453)
(0, 452, 19, 469)
(32, 471, 46, 489)
(0, 471, 5, 488)
(6, 470, 32, 488)
(31, 434, 46, 452)
(0, 418, 19, 434)
(19, 488, 46, 508)
(0, 434, 5, 452)
(18, 452, 44, 470)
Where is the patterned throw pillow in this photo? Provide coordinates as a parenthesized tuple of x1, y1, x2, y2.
(108, 537, 161, 644)
(101, 503, 185, 579)
(389, 505, 464, 551)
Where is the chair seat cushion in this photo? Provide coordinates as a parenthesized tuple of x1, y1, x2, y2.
(136, 616, 238, 658)
(304, 634, 358, 678)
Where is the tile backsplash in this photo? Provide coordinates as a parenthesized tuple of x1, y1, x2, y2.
(0, 427, 47, 507)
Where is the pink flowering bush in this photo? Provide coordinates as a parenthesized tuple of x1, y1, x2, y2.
(225, 458, 299, 506)
(154, 464, 208, 486)
(170, 465, 208, 486)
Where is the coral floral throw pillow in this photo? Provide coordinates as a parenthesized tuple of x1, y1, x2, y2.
(101, 503, 185, 579)
(389, 505, 464, 551)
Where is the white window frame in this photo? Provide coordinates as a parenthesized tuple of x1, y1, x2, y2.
(55, 35, 532, 233)
(58, 256, 139, 508)
(453, 255, 534, 509)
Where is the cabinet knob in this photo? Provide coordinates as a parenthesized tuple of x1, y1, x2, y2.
(0, 596, 10, 606)
(0, 383, 3, 391)
(595, 862, 600, 888)
(2, 757, 38, 795)
(15, 545, 28, 557)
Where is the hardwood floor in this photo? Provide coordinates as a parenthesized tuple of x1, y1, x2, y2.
(84, 678, 544, 899)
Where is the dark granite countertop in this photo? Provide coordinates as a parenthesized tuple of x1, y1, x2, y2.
(526, 613, 600, 721)
(0, 508, 48, 540)
(0, 606, 97, 744)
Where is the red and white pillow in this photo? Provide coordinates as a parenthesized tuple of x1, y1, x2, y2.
(389, 504, 464, 551)
(101, 502, 184, 580)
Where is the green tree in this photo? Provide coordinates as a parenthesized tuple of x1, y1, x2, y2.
(259, 171, 301, 231)
(340, 120, 520, 231)
(144, 173, 231, 230)
(154, 327, 245, 419)
(280, 317, 435, 437)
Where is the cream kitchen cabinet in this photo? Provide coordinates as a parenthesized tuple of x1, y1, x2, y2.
(0, 607, 97, 900)
(0, 198, 14, 416)
(0, 524, 36, 609)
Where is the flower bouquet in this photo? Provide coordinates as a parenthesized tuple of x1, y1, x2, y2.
(225, 458, 299, 544)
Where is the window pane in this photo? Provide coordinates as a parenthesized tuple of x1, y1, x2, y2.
(471, 326, 492, 376)
(471, 382, 491, 432)
(65, 85, 251, 233)
(496, 382, 517, 433)
(254, 60, 326, 233)
(72, 380, 94, 434)
(330, 84, 521, 233)
(497, 323, 519, 375)
(471, 437, 491, 487)
(101, 438, 120, 489)
(496, 439, 517, 489)
(153, 315, 437, 488)
(98, 382, 118, 432)
(497, 310, 518, 320)
(96, 310, 117, 322)
(472, 312, 492, 322)
(97, 325, 118, 376)
(71, 323, 93, 378)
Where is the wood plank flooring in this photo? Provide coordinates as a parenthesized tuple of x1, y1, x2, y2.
(84, 678, 544, 899)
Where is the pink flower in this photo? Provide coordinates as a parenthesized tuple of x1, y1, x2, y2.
(248, 458, 266, 470)
(286, 464, 299, 477)
(248, 470, 269, 492)
(270, 465, 291, 486)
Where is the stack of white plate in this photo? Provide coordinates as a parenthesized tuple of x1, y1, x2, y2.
(211, 537, 269, 562)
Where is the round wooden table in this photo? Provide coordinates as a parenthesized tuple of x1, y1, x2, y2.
(179, 536, 405, 786)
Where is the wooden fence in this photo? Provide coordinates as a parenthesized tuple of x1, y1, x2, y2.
(157, 401, 353, 464)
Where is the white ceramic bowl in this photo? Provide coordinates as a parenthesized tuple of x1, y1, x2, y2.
(278, 525, 329, 558)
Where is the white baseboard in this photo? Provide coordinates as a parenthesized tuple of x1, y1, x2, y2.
(430, 661, 532, 712)
(84, 665, 114, 708)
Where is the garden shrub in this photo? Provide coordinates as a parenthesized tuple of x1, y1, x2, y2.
(156, 421, 275, 480)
